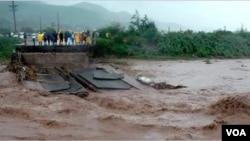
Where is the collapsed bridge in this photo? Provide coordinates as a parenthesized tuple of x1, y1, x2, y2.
(9, 44, 141, 97)
(14, 45, 89, 68)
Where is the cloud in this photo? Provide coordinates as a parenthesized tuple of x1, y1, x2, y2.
(40, 0, 83, 5)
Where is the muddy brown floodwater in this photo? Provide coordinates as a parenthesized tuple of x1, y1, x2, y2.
(0, 59, 250, 140)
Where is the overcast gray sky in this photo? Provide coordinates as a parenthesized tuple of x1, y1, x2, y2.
(39, 0, 250, 31)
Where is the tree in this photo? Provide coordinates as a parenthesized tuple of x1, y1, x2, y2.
(142, 21, 159, 43)
(128, 10, 159, 44)
(129, 10, 140, 32)
(140, 15, 149, 33)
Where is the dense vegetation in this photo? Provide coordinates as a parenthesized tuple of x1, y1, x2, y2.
(1, 10, 250, 61)
(0, 37, 20, 60)
(95, 11, 250, 59)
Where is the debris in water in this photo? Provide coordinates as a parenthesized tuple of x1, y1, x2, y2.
(151, 82, 187, 90)
(136, 76, 187, 90)
(136, 76, 153, 85)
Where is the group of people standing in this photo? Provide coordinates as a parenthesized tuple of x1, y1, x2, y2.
(32, 29, 99, 46)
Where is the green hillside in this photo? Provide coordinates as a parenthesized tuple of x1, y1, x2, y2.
(0, 1, 131, 31)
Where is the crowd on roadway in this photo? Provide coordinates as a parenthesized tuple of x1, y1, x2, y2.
(32, 29, 99, 46)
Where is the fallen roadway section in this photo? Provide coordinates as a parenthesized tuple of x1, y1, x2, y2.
(8, 44, 186, 98)
(75, 68, 132, 89)
(20, 66, 136, 97)
(37, 73, 70, 92)
(8, 44, 144, 98)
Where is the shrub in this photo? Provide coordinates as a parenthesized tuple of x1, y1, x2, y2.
(94, 38, 128, 57)
(0, 37, 20, 60)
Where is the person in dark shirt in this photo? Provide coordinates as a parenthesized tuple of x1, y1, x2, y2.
(43, 32, 48, 46)
(47, 33, 51, 46)
(23, 32, 27, 46)
(52, 30, 57, 46)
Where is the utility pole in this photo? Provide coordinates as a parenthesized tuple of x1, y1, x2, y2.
(57, 13, 60, 30)
(9, 0, 18, 33)
(51, 22, 55, 29)
(39, 16, 41, 32)
(9, 21, 11, 37)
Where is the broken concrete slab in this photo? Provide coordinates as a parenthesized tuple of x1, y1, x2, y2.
(69, 70, 98, 92)
(22, 80, 44, 91)
(40, 81, 70, 92)
(25, 71, 89, 97)
(99, 65, 145, 90)
(57, 79, 83, 93)
(36, 73, 70, 92)
(93, 69, 124, 80)
(77, 68, 132, 89)
(37, 73, 65, 82)
(52, 69, 89, 97)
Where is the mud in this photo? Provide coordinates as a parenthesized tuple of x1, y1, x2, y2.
(207, 94, 250, 116)
(1, 59, 250, 140)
